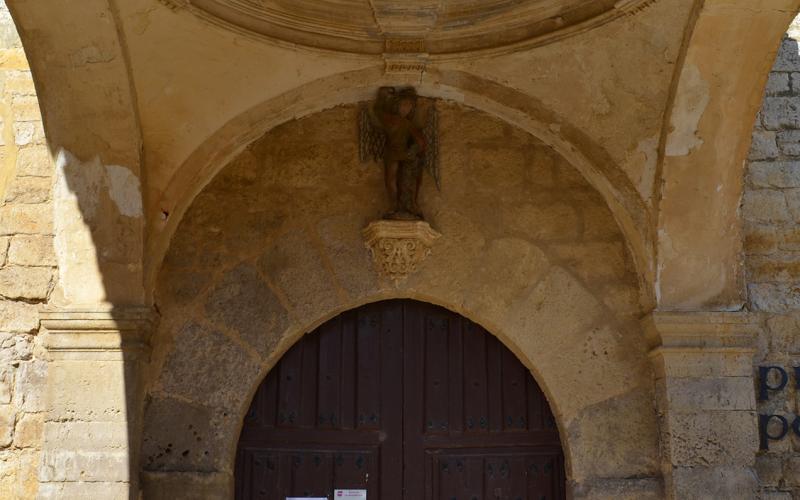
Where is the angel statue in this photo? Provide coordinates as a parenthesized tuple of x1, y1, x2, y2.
(359, 86, 439, 220)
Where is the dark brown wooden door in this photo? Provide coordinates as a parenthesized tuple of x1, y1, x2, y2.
(235, 300, 565, 500)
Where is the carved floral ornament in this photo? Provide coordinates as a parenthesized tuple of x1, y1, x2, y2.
(158, 0, 660, 57)
(363, 220, 441, 285)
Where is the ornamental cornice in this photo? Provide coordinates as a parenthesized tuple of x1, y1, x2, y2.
(157, 0, 661, 59)
(39, 306, 157, 360)
(642, 311, 760, 354)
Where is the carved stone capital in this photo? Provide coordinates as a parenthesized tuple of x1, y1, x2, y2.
(642, 311, 759, 355)
(363, 220, 441, 284)
(40, 306, 157, 361)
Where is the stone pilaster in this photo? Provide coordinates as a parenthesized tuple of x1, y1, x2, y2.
(644, 312, 760, 500)
(36, 307, 155, 500)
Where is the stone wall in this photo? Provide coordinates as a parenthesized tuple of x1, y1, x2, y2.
(0, 1, 53, 497)
(744, 16, 800, 500)
(144, 103, 661, 499)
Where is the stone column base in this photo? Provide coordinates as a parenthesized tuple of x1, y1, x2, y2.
(644, 312, 760, 500)
(37, 307, 155, 500)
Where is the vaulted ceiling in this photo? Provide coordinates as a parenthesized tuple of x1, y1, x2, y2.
(161, 0, 657, 55)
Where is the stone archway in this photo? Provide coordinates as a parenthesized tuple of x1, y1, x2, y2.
(140, 103, 660, 499)
(144, 67, 654, 309)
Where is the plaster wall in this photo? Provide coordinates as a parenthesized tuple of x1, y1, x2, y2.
(144, 103, 660, 499)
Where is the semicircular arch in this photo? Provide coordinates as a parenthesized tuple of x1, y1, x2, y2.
(145, 66, 654, 309)
(141, 102, 660, 498)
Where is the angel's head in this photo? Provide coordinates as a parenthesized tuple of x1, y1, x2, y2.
(395, 87, 417, 118)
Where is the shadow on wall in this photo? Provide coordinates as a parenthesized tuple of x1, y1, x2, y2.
(0, 4, 151, 495)
(42, 148, 149, 495)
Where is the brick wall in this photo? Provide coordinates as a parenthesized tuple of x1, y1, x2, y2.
(744, 17, 800, 499)
(0, 1, 54, 498)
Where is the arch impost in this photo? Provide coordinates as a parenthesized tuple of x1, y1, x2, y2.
(39, 306, 157, 361)
(643, 311, 759, 355)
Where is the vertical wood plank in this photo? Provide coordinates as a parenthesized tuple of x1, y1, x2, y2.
(462, 322, 488, 434)
(299, 334, 319, 428)
(340, 310, 357, 430)
(318, 318, 342, 428)
(487, 335, 504, 433)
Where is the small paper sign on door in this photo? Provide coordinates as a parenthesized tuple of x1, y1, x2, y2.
(334, 490, 367, 499)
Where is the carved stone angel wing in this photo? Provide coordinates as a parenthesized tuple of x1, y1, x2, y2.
(359, 103, 386, 163)
(423, 102, 440, 190)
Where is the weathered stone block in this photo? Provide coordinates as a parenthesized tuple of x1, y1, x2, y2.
(784, 188, 800, 221)
(667, 410, 758, 466)
(786, 456, 800, 487)
(0, 236, 7, 265)
(774, 39, 800, 72)
(5, 70, 36, 97)
(765, 313, 800, 353)
(755, 454, 785, 487)
(765, 72, 791, 95)
(749, 132, 780, 161)
(13, 412, 42, 448)
(46, 361, 127, 422)
(742, 190, 791, 224)
(43, 421, 128, 451)
(671, 465, 758, 500)
(37, 481, 129, 500)
(13, 121, 44, 146)
(39, 449, 129, 482)
(0, 300, 38, 333)
(15, 146, 52, 177)
(0, 265, 53, 300)
(317, 213, 380, 301)
(0, 333, 32, 364)
(0, 368, 10, 404)
(3, 175, 50, 204)
(749, 256, 800, 283)
(759, 490, 793, 500)
(501, 202, 580, 241)
(549, 241, 628, 284)
(0, 203, 52, 235)
(14, 449, 38, 499)
(777, 226, 800, 251)
(749, 283, 800, 313)
(744, 224, 779, 255)
(0, 266, 54, 300)
(463, 237, 550, 322)
(660, 377, 756, 411)
(748, 162, 800, 189)
(142, 397, 234, 473)
(8, 234, 55, 266)
(160, 323, 260, 408)
(762, 97, 800, 130)
(257, 229, 341, 321)
(0, 405, 14, 448)
(570, 477, 663, 500)
(567, 388, 659, 481)
(11, 95, 41, 122)
(777, 130, 800, 157)
(141, 471, 231, 500)
(204, 263, 289, 358)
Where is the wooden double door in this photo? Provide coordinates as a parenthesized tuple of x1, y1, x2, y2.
(235, 300, 565, 500)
